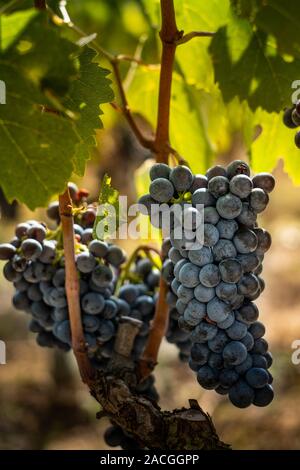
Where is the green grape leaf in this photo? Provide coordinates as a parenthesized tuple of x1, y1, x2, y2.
(209, 15, 300, 112)
(93, 174, 120, 241)
(127, 67, 214, 172)
(0, 8, 37, 52)
(0, 13, 114, 209)
(0, 61, 78, 209)
(64, 47, 114, 176)
(251, 109, 300, 185)
(231, 0, 300, 58)
(0, 13, 80, 209)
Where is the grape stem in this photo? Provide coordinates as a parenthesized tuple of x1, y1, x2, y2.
(137, 0, 180, 380)
(176, 31, 215, 45)
(59, 188, 95, 385)
(115, 244, 161, 294)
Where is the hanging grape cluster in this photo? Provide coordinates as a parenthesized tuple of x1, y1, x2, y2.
(139, 160, 275, 408)
(0, 183, 160, 449)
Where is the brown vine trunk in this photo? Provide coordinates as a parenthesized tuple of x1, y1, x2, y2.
(91, 374, 229, 450)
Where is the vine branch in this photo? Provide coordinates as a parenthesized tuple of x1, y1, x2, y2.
(154, 0, 181, 163)
(59, 188, 95, 385)
(138, 0, 180, 380)
(176, 30, 215, 45)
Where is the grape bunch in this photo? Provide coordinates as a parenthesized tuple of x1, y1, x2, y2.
(140, 160, 275, 408)
(0, 183, 159, 364)
(0, 183, 161, 448)
(283, 101, 300, 148)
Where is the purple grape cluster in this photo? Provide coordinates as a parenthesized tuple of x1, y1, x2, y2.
(283, 101, 300, 148)
(141, 161, 275, 408)
(0, 184, 159, 365)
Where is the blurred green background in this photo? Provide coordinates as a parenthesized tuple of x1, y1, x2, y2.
(1, 0, 300, 450)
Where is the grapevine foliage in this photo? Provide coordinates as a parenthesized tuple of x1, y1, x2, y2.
(0, 11, 113, 209)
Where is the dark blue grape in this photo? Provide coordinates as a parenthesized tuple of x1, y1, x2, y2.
(97, 320, 115, 342)
(235, 354, 253, 374)
(183, 299, 206, 326)
(89, 240, 109, 258)
(204, 224, 220, 247)
(229, 379, 254, 408)
(135, 295, 155, 316)
(226, 160, 250, 179)
(250, 188, 269, 213)
(237, 203, 257, 228)
(197, 365, 219, 389)
(223, 341, 248, 366)
(92, 264, 113, 287)
(206, 165, 227, 180)
(219, 258, 242, 284)
(179, 262, 200, 288)
(0, 243, 16, 260)
(28, 284, 42, 302)
(170, 165, 193, 192)
(13, 291, 31, 310)
(208, 330, 229, 353)
(207, 297, 230, 322)
(213, 239, 237, 262)
(190, 174, 208, 193)
(252, 173, 275, 193)
(194, 284, 215, 303)
(230, 175, 252, 198)
(102, 299, 118, 319)
(199, 264, 220, 288)
(76, 252, 96, 273)
(190, 343, 209, 365)
(190, 322, 218, 343)
(226, 320, 247, 340)
(53, 320, 71, 345)
(208, 176, 229, 198)
(245, 367, 269, 388)
(188, 247, 213, 267)
(52, 268, 65, 288)
(216, 282, 237, 302)
(150, 163, 171, 181)
(150, 178, 174, 202)
(82, 314, 101, 333)
(105, 245, 126, 267)
(253, 384, 274, 406)
(3, 262, 22, 282)
(216, 219, 238, 239)
(21, 239, 43, 260)
(177, 285, 194, 304)
(204, 206, 220, 225)
(216, 194, 242, 219)
(82, 292, 105, 314)
(219, 369, 239, 387)
(238, 274, 260, 296)
(192, 188, 216, 206)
